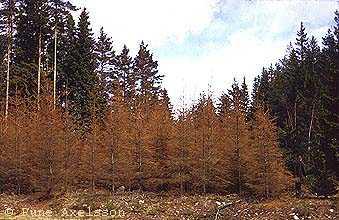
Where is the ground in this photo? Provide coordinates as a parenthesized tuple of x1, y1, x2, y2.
(0, 191, 337, 219)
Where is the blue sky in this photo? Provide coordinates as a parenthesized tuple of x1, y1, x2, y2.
(73, 0, 338, 108)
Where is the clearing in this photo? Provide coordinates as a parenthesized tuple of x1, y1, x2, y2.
(0, 191, 337, 219)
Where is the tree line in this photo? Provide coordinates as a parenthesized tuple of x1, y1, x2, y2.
(0, 0, 337, 197)
(252, 12, 338, 195)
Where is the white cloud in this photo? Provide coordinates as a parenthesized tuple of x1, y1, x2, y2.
(161, 28, 289, 108)
(72, 0, 337, 109)
(73, 0, 218, 52)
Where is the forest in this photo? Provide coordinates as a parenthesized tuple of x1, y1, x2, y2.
(0, 0, 337, 201)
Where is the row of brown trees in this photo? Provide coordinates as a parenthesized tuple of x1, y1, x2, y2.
(0, 80, 292, 199)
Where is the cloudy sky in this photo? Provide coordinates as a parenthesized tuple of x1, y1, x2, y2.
(73, 0, 338, 107)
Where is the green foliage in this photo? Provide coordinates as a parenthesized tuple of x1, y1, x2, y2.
(251, 12, 339, 196)
(68, 8, 98, 130)
(134, 41, 164, 100)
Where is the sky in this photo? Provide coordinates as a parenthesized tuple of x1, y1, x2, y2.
(72, 0, 338, 108)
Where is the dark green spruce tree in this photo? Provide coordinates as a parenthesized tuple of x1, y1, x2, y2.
(134, 41, 163, 102)
(93, 27, 113, 121)
(251, 16, 338, 195)
(313, 10, 339, 195)
(47, 0, 76, 108)
(95, 27, 114, 98)
(0, 0, 17, 115)
(69, 8, 98, 130)
(14, 0, 50, 100)
(58, 13, 76, 108)
(113, 45, 136, 107)
(240, 77, 250, 117)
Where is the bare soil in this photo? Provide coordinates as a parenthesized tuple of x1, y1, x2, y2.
(0, 191, 337, 219)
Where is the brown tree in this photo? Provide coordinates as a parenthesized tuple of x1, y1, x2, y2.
(249, 106, 292, 198)
(220, 91, 251, 194)
(170, 99, 195, 193)
(191, 94, 221, 193)
(102, 86, 133, 192)
(147, 97, 173, 191)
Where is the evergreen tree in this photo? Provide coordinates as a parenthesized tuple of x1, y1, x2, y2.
(69, 8, 97, 130)
(0, 34, 5, 107)
(47, 0, 76, 109)
(228, 79, 250, 115)
(217, 92, 231, 119)
(295, 22, 309, 62)
(134, 41, 163, 101)
(113, 45, 135, 106)
(58, 13, 76, 108)
(0, 0, 17, 117)
(95, 27, 114, 99)
(220, 88, 251, 194)
(240, 77, 250, 116)
(311, 10, 339, 195)
(250, 15, 338, 195)
(13, 0, 50, 100)
(252, 68, 270, 108)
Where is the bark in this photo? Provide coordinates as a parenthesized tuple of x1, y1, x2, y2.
(37, 31, 42, 110)
(180, 143, 184, 194)
(5, 0, 13, 118)
(308, 102, 315, 144)
(110, 133, 116, 193)
(53, 27, 57, 109)
(294, 101, 297, 129)
(91, 141, 95, 192)
(236, 114, 241, 194)
(14, 84, 20, 194)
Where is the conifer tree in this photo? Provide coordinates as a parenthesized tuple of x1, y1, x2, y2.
(48, 0, 76, 109)
(70, 8, 97, 130)
(95, 27, 114, 99)
(240, 77, 250, 116)
(134, 41, 163, 101)
(148, 92, 173, 191)
(221, 86, 251, 194)
(0, 35, 5, 84)
(192, 93, 221, 193)
(15, 0, 50, 102)
(58, 13, 76, 107)
(250, 14, 338, 196)
(0, 0, 16, 117)
(313, 11, 339, 195)
(217, 92, 231, 119)
(249, 106, 292, 198)
(252, 68, 270, 107)
(113, 45, 135, 107)
(104, 86, 133, 192)
(169, 94, 194, 193)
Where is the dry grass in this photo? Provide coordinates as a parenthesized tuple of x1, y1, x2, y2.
(0, 191, 337, 219)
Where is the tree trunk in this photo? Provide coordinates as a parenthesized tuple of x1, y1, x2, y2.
(111, 145, 115, 193)
(14, 84, 20, 194)
(236, 114, 241, 194)
(180, 144, 184, 194)
(5, 0, 13, 119)
(308, 102, 315, 144)
(53, 27, 57, 109)
(202, 125, 206, 194)
(294, 101, 297, 129)
(37, 31, 42, 110)
(91, 142, 95, 192)
(137, 134, 142, 191)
